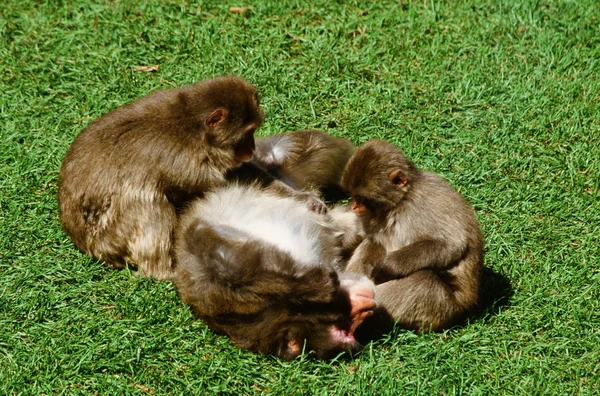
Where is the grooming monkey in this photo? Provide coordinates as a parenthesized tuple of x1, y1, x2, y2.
(341, 140, 484, 332)
(58, 76, 264, 280)
(253, 130, 355, 194)
(174, 184, 375, 360)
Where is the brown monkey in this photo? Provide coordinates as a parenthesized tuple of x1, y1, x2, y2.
(58, 76, 263, 280)
(341, 140, 484, 332)
(173, 184, 376, 360)
(253, 130, 354, 195)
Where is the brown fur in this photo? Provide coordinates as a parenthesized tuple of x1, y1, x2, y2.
(173, 184, 375, 359)
(341, 140, 484, 332)
(254, 130, 354, 192)
(58, 76, 263, 280)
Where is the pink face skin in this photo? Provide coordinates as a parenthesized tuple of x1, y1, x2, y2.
(331, 327, 356, 345)
(232, 124, 258, 167)
(351, 199, 367, 216)
(285, 326, 357, 360)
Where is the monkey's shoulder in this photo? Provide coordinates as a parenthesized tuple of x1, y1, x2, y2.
(417, 172, 475, 213)
(391, 171, 477, 246)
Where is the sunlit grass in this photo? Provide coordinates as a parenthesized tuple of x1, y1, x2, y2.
(1, 0, 599, 394)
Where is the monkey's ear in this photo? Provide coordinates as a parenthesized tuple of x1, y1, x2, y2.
(389, 169, 408, 187)
(205, 109, 227, 128)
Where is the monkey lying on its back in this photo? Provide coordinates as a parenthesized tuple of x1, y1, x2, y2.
(174, 184, 375, 360)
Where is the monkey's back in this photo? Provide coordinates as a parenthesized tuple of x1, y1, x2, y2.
(373, 171, 483, 310)
(415, 171, 484, 308)
(59, 87, 217, 198)
(255, 131, 354, 191)
(57, 86, 222, 266)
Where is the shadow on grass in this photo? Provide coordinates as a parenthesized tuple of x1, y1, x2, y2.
(355, 267, 513, 344)
(471, 266, 514, 323)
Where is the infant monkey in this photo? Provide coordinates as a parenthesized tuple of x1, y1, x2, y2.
(253, 130, 354, 195)
(58, 76, 263, 280)
(174, 184, 375, 360)
(341, 140, 484, 332)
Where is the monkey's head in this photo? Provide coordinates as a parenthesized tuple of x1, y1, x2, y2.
(246, 299, 360, 360)
(269, 317, 359, 360)
(341, 140, 418, 217)
(186, 76, 264, 169)
(227, 316, 359, 361)
(274, 282, 361, 360)
(219, 270, 361, 360)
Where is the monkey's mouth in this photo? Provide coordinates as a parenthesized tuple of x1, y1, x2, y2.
(331, 327, 356, 345)
(350, 199, 367, 216)
(233, 132, 256, 164)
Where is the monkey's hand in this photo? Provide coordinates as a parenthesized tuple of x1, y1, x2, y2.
(340, 274, 376, 334)
(346, 239, 386, 276)
(372, 239, 460, 284)
(265, 180, 328, 213)
(295, 191, 328, 214)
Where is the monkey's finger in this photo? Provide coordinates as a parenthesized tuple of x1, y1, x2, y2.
(350, 310, 375, 334)
(305, 196, 328, 214)
(350, 295, 377, 314)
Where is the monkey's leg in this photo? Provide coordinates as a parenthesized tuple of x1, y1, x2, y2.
(97, 198, 176, 280)
(376, 270, 463, 332)
(373, 239, 465, 283)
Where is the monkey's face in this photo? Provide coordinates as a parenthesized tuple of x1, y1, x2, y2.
(231, 123, 258, 166)
(201, 76, 264, 168)
(270, 317, 360, 360)
(221, 302, 359, 361)
(271, 288, 361, 360)
(342, 140, 414, 217)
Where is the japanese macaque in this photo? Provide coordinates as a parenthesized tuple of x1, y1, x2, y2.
(341, 140, 484, 332)
(253, 130, 354, 195)
(58, 76, 263, 280)
(173, 184, 375, 360)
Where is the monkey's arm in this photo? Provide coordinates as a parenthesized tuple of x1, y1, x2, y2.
(225, 160, 276, 185)
(265, 180, 328, 214)
(372, 239, 466, 284)
(346, 239, 387, 276)
(225, 161, 327, 213)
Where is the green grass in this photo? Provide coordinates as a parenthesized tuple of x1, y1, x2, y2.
(1, 0, 599, 394)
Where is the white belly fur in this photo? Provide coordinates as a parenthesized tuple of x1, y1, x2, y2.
(191, 185, 333, 267)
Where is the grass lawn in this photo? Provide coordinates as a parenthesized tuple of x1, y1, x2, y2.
(1, 0, 599, 394)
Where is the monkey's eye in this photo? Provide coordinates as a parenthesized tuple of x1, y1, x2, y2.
(353, 196, 366, 206)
